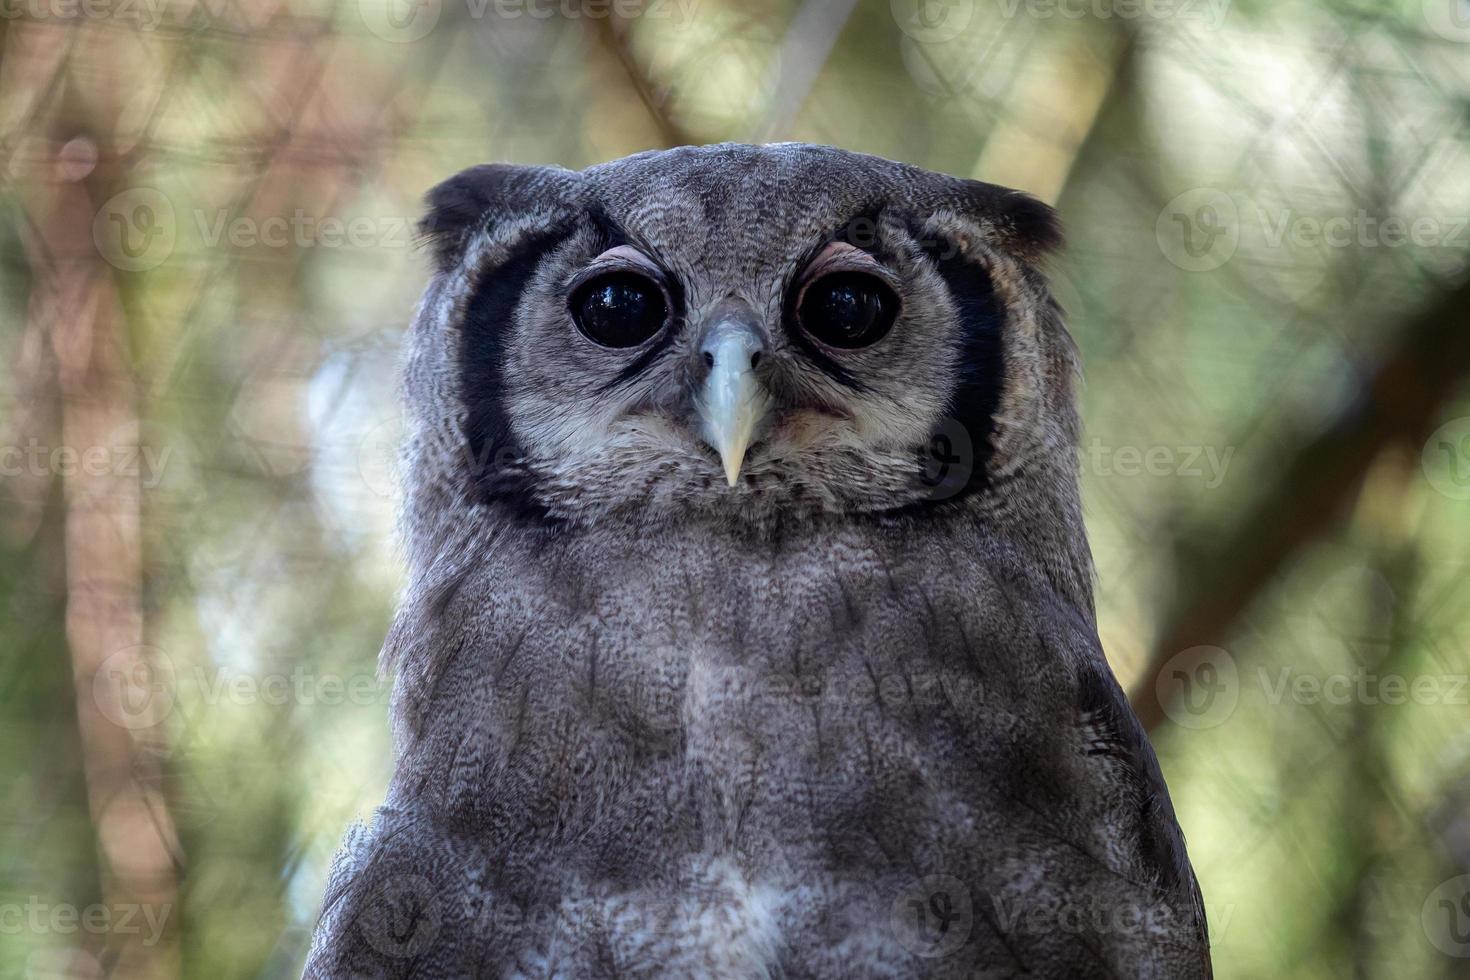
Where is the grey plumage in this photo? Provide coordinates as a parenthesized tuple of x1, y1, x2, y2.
(305, 143, 1211, 979)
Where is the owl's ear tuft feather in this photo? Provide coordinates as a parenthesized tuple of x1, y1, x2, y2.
(957, 180, 1063, 260)
(418, 163, 577, 273)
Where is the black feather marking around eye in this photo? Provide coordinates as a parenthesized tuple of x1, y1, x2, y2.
(917, 227, 1006, 501)
(585, 207, 686, 393)
(587, 205, 629, 251)
(775, 203, 891, 390)
(460, 225, 575, 516)
(783, 326, 864, 389)
(834, 202, 904, 263)
(781, 201, 889, 288)
(601, 334, 673, 392)
(781, 277, 862, 390)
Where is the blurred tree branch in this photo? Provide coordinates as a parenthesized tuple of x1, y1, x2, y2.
(590, 17, 698, 149)
(974, 26, 1132, 204)
(750, 0, 857, 142)
(1131, 273, 1470, 731)
(20, 138, 182, 980)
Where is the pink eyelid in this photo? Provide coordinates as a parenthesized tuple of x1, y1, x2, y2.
(800, 241, 895, 283)
(586, 245, 663, 278)
(576, 242, 896, 297)
(795, 241, 900, 305)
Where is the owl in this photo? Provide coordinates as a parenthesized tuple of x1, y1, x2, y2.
(305, 143, 1211, 979)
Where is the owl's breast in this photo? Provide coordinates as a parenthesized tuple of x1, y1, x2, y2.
(379, 520, 1204, 976)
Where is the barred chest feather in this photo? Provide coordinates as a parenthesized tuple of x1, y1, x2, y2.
(322, 517, 1207, 978)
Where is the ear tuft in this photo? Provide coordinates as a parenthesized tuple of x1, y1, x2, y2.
(957, 180, 1064, 261)
(418, 163, 577, 273)
(999, 188, 1064, 259)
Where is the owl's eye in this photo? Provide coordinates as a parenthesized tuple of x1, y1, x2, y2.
(797, 272, 899, 349)
(570, 272, 668, 348)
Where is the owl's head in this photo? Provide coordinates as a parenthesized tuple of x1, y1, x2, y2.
(404, 144, 1081, 537)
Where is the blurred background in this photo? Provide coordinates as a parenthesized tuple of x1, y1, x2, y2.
(2, 0, 1469, 976)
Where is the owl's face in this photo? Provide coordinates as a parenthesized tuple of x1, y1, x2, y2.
(409, 144, 1076, 528)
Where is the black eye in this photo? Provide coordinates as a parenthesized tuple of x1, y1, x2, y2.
(796, 272, 899, 349)
(570, 272, 668, 348)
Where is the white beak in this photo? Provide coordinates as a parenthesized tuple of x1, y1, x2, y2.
(698, 325, 769, 487)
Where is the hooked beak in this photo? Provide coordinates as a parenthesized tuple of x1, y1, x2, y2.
(697, 320, 769, 487)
